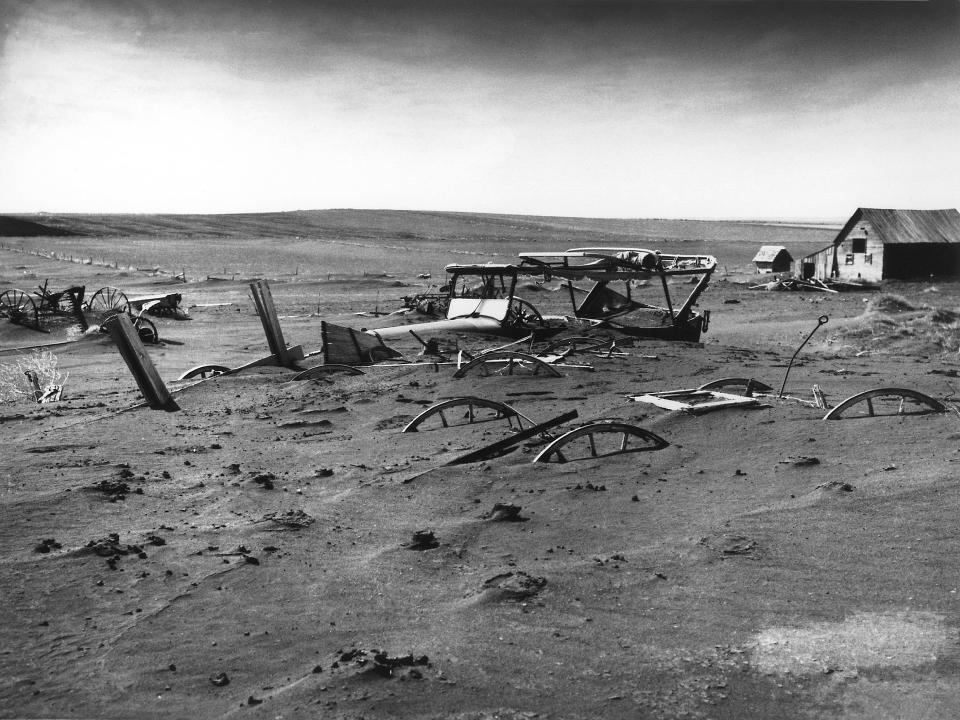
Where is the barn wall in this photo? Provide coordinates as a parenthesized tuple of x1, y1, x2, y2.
(834, 220, 883, 282)
(800, 247, 833, 280)
(882, 244, 960, 279)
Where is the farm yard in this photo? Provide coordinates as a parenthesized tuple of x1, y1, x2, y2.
(2, 210, 960, 720)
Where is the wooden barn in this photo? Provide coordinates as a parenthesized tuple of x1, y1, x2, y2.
(799, 208, 960, 282)
(752, 245, 793, 274)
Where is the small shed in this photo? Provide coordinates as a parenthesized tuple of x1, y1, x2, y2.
(799, 208, 960, 282)
(752, 246, 793, 274)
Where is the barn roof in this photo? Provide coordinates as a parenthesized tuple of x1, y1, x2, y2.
(837, 208, 960, 245)
(752, 245, 792, 263)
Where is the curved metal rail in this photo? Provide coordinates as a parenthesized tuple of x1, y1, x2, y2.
(823, 388, 948, 420)
(402, 396, 535, 433)
(533, 422, 670, 463)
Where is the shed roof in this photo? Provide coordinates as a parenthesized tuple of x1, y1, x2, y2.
(837, 208, 960, 245)
(752, 245, 792, 263)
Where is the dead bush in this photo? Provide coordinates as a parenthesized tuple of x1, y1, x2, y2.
(0, 350, 67, 403)
(866, 294, 918, 314)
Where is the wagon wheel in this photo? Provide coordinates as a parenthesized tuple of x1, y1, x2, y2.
(542, 336, 615, 356)
(506, 297, 544, 327)
(453, 350, 562, 379)
(532, 422, 670, 464)
(178, 364, 231, 380)
(88, 286, 129, 315)
(135, 316, 159, 344)
(0, 289, 40, 328)
(402, 396, 535, 433)
(823, 388, 948, 420)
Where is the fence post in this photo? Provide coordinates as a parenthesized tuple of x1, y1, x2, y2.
(249, 280, 297, 367)
(104, 314, 178, 411)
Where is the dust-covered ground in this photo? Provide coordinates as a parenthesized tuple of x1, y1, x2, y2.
(2, 222, 960, 720)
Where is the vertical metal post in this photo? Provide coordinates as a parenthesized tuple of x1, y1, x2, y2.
(104, 314, 178, 411)
(778, 315, 829, 398)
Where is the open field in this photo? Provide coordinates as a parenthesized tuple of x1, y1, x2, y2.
(2, 211, 960, 720)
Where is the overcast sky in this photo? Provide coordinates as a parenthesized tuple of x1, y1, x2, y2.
(1, 0, 958, 219)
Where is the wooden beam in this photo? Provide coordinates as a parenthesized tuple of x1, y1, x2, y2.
(249, 280, 299, 368)
(444, 409, 578, 466)
(104, 314, 178, 411)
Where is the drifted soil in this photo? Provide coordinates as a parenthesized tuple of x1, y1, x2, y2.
(2, 245, 960, 720)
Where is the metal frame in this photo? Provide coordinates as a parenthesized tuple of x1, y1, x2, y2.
(631, 388, 761, 414)
(697, 377, 773, 395)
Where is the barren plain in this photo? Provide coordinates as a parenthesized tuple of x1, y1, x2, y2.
(2, 210, 960, 720)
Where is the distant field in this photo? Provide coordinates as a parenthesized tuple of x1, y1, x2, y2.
(0, 209, 839, 280)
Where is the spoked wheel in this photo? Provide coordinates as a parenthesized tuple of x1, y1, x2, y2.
(532, 422, 670, 463)
(823, 388, 948, 419)
(0, 289, 40, 328)
(88, 286, 130, 315)
(135, 316, 159, 344)
(542, 336, 616, 355)
(453, 350, 562, 379)
(506, 297, 544, 327)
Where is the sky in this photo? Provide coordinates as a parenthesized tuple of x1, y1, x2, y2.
(1, 0, 959, 219)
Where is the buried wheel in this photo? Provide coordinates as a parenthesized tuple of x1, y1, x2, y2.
(823, 388, 948, 420)
(533, 422, 670, 463)
(0, 289, 40, 328)
(134, 316, 159, 344)
(178, 364, 231, 380)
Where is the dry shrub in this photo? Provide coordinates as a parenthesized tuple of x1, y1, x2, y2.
(866, 294, 917, 314)
(827, 299, 960, 356)
(0, 350, 66, 403)
(928, 308, 960, 325)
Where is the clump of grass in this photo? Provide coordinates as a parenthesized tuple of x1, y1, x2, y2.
(828, 299, 960, 356)
(866, 294, 918, 314)
(0, 350, 67, 403)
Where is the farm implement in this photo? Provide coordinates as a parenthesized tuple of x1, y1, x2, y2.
(332, 246, 717, 364)
(0, 281, 183, 341)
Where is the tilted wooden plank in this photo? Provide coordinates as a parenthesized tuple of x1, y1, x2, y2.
(104, 314, 178, 411)
(444, 409, 578, 466)
(250, 280, 292, 364)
